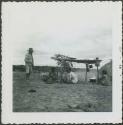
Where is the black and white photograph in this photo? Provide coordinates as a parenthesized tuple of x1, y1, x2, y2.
(1, 1, 122, 124)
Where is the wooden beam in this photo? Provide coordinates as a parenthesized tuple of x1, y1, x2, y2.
(51, 57, 101, 64)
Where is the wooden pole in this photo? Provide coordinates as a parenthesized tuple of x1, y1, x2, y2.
(57, 67, 59, 82)
(96, 65, 99, 84)
(85, 64, 88, 83)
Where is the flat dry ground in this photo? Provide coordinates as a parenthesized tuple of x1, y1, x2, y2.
(13, 71, 112, 112)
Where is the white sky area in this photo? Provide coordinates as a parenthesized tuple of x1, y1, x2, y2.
(2, 2, 113, 68)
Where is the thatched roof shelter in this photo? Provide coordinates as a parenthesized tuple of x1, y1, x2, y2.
(99, 61, 112, 85)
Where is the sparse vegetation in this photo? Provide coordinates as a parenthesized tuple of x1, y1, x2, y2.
(13, 71, 112, 112)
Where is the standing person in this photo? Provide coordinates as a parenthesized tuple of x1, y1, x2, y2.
(24, 48, 34, 80)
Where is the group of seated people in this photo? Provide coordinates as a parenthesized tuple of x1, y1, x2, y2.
(40, 68, 78, 84)
(62, 71, 78, 83)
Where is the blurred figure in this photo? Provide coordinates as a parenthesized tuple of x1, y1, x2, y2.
(24, 48, 34, 80)
(69, 69, 78, 83)
(62, 68, 78, 84)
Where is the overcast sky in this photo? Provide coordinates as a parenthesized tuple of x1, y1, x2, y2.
(2, 2, 113, 67)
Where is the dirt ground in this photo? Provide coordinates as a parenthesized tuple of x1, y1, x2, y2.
(13, 71, 112, 112)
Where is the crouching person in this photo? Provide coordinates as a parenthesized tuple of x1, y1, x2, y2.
(69, 69, 78, 84)
(25, 48, 34, 80)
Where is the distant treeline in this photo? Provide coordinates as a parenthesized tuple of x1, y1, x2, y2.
(13, 65, 58, 72)
(13, 65, 84, 72)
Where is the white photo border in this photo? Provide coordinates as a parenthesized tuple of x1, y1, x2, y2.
(1, 1, 122, 124)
